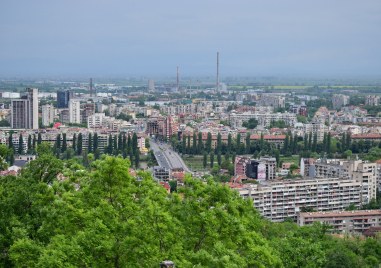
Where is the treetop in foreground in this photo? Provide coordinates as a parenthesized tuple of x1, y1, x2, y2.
(0, 155, 380, 267)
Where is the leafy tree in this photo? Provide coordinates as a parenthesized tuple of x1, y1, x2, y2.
(312, 133, 318, 152)
(181, 136, 186, 154)
(210, 152, 214, 168)
(364, 147, 381, 162)
(72, 133, 76, 151)
(118, 133, 123, 154)
(132, 133, 138, 155)
(242, 118, 258, 129)
(216, 133, 222, 154)
(227, 133, 232, 154)
(88, 133, 93, 153)
(206, 132, 212, 153)
(217, 151, 222, 166)
(55, 134, 61, 156)
(187, 135, 191, 154)
(0, 119, 10, 127)
(134, 150, 140, 168)
(236, 133, 242, 154)
(197, 132, 203, 153)
(77, 133, 83, 155)
(37, 132, 42, 145)
(107, 134, 113, 155)
(2, 154, 381, 267)
(92, 132, 98, 152)
(203, 152, 208, 169)
(32, 134, 36, 153)
(127, 134, 132, 154)
(27, 134, 32, 154)
(27, 143, 63, 183)
(18, 134, 24, 154)
(192, 133, 197, 154)
(62, 133, 67, 153)
(297, 115, 308, 123)
(270, 120, 287, 128)
(246, 133, 251, 154)
(113, 135, 118, 155)
(8, 132, 14, 152)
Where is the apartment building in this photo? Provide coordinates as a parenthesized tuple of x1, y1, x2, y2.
(146, 116, 179, 140)
(161, 104, 196, 116)
(365, 95, 380, 106)
(332, 94, 350, 110)
(69, 100, 81, 124)
(80, 103, 96, 124)
(153, 166, 171, 181)
(303, 122, 328, 142)
(56, 90, 73, 109)
(81, 133, 109, 152)
(234, 156, 276, 180)
(11, 88, 39, 129)
(290, 104, 308, 117)
(229, 111, 297, 128)
(258, 94, 285, 109)
(238, 177, 364, 222)
(250, 134, 286, 148)
(307, 159, 378, 203)
(298, 210, 381, 234)
(41, 104, 55, 127)
(88, 113, 106, 129)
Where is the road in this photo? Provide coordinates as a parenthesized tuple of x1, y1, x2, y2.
(150, 139, 191, 173)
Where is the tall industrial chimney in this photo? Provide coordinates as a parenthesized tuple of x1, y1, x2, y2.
(216, 52, 219, 91)
(89, 78, 93, 97)
(176, 66, 179, 91)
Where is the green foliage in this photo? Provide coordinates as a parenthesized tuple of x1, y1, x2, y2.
(115, 112, 132, 121)
(1, 156, 381, 267)
(297, 114, 308, 123)
(270, 119, 288, 128)
(0, 119, 10, 127)
(242, 118, 258, 129)
(364, 147, 381, 162)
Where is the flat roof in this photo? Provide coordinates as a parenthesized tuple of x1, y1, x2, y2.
(300, 210, 381, 218)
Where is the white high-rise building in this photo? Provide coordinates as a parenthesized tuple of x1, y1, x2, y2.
(88, 113, 105, 128)
(11, 88, 39, 129)
(332, 94, 350, 110)
(69, 100, 81, 124)
(41, 104, 55, 127)
(238, 177, 366, 222)
(148, 79, 155, 91)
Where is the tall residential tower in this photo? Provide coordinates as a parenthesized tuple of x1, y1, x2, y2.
(11, 88, 39, 129)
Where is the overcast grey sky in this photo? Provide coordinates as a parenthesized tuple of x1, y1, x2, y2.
(1, 0, 380, 78)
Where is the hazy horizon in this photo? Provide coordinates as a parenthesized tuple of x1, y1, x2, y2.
(1, 0, 381, 78)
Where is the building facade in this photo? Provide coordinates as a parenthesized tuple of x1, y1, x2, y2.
(238, 177, 365, 222)
(41, 104, 55, 127)
(11, 88, 39, 129)
(57, 90, 73, 109)
(69, 100, 81, 124)
(298, 210, 381, 234)
(332, 94, 350, 110)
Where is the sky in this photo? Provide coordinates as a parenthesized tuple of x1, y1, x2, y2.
(0, 0, 381, 78)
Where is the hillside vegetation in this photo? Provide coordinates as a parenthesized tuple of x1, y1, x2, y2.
(1, 150, 381, 267)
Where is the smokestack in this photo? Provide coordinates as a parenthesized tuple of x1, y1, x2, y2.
(216, 52, 219, 91)
(176, 66, 179, 91)
(89, 78, 93, 97)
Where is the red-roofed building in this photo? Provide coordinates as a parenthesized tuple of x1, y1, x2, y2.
(250, 134, 286, 148)
(160, 181, 171, 194)
(351, 134, 381, 142)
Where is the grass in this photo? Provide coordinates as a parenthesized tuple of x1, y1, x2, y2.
(280, 155, 300, 166)
(182, 155, 209, 172)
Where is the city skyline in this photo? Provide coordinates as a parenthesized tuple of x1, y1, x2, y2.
(1, 0, 381, 77)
